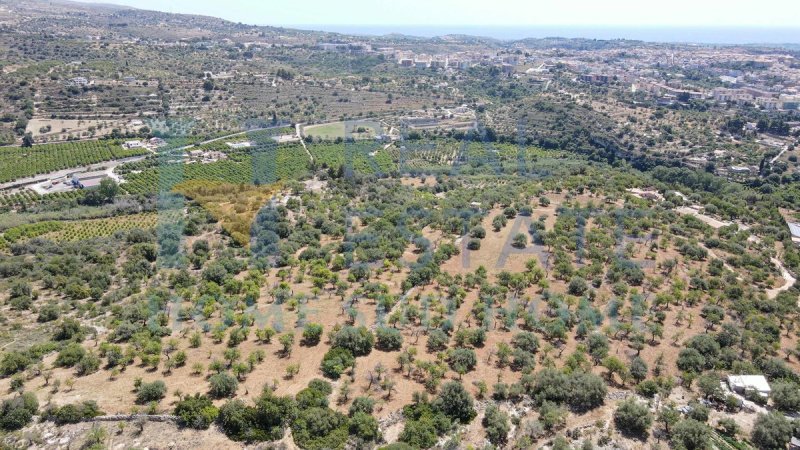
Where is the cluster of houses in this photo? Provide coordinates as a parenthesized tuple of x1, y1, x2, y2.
(187, 149, 227, 163)
(712, 87, 800, 110)
(122, 137, 166, 150)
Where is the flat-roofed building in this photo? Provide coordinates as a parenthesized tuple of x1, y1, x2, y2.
(788, 222, 800, 245)
(727, 375, 771, 398)
(71, 170, 109, 189)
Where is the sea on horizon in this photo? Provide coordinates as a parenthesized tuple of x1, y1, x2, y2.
(283, 24, 800, 45)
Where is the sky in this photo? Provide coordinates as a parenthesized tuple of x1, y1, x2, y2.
(81, 0, 800, 28)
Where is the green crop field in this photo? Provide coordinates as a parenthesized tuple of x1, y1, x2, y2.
(119, 144, 311, 195)
(0, 140, 149, 183)
(303, 121, 383, 140)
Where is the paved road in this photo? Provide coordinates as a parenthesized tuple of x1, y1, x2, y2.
(0, 154, 149, 192)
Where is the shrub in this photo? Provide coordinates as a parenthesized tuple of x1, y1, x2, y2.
(613, 397, 653, 437)
(302, 323, 323, 346)
(0, 351, 32, 377)
(44, 401, 103, 424)
(448, 348, 477, 375)
(567, 371, 607, 411)
(426, 329, 449, 352)
(751, 412, 793, 450)
(568, 276, 588, 296)
(216, 399, 255, 440)
(37, 304, 60, 322)
(470, 226, 486, 239)
(321, 347, 355, 379)
(482, 404, 510, 445)
(375, 327, 403, 351)
(209, 372, 238, 399)
(53, 318, 84, 341)
(398, 399, 451, 450)
(174, 394, 219, 429)
(0, 392, 38, 431)
(75, 352, 100, 376)
(349, 396, 375, 417)
(297, 384, 331, 409)
(671, 419, 711, 450)
(136, 380, 167, 404)
(637, 380, 659, 398)
(676, 348, 705, 373)
(216, 389, 298, 441)
(434, 381, 476, 424)
(330, 326, 374, 356)
(771, 381, 800, 413)
(511, 331, 540, 354)
(292, 406, 350, 450)
(55, 343, 86, 368)
(350, 411, 380, 442)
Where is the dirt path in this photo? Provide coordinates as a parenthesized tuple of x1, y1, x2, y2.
(766, 256, 796, 300)
(675, 205, 795, 299)
(295, 123, 313, 162)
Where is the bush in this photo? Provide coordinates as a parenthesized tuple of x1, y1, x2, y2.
(375, 327, 403, 351)
(613, 397, 652, 437)
(53, 318, 84, 341)
(321, 347, 355, 379)
(216, 399, 256, 440)
(467, 239, 481, 250)
(399, 397, 451, 448)
(209, 372, 238, 399)
(676, 348, 705, 373)
(511, 331, 540, 354)
(482, 404, 510, 445)
(426, 329, 449, 352)
(297, 385, 330, 409)
(174, 394, 219, 429)
(0, 392, 38, 431)
(751, 412, 793, 450)
(216, 389, 298, 441)
(349, 396, 376, 417)
(434, 381, 476, 424)
(75, 352, 100, 376)
(136, 380, 167, 404)
(302, 323, 323, 346)
(292, 406, 350, 450)
(399, 417, 439, 449)
(330, 326, 374, 356)
(636, 380, 659, 398)
(568, 276, 588, 296)
(0, 351, 32, 377)
(350, 411, 380, 442)
(44, 401, 103, 424)
(671, 419, 711, 450)
(55, 343, 86, 368)
(567, 372, 607, 411)
(37, 304, 60, 322)
(470, 226, 486, 239)
(771, 381, 800, 413)
(379, 444, 415, 450)
(448, 347, 477, 374)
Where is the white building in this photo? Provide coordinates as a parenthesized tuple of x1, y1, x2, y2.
(123, 140, 144, 149)
(727, 375, 771, 398)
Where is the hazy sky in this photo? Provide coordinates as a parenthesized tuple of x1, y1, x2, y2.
(81, 0, 800, 28)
